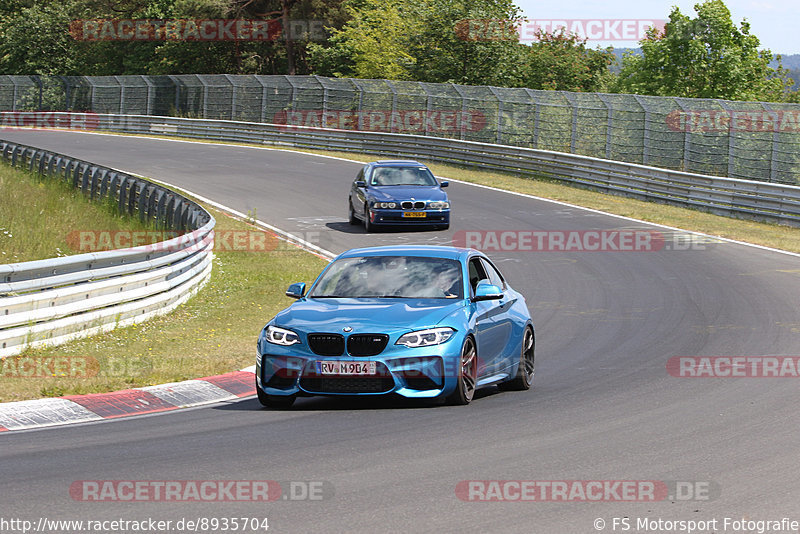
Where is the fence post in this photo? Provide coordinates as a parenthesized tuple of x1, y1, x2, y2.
(385, 80, 398, 133)
(597, 93, 613, 160)
(675, 98, 691, 172)
(632, 94, 650, 165)
(451, 84, 466, 141)
(718, 100, 736, 178)
(223, 74, 236, 120)
(762, 102, 780, 183)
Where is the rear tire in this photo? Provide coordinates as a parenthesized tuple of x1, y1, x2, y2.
(498, 326, 534, 391)
(446, 336, 477, 405)
(256, 378, 296, 408)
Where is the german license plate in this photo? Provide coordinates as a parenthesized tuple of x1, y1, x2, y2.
(316, 361, 377, 375)
(402, 211, 427, 218)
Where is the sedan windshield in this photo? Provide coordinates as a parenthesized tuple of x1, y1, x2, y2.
(369, 166, 438, 186)
(309, 256, 463, 299)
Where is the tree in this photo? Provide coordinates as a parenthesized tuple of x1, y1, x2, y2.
(613, 0, 791, 101)
(407, 0, 525, 86)
(0, 3, 79, 75)
(308, 0, 416, 79)
(522, 29, 614, 92)
(309, 0, 526, 86)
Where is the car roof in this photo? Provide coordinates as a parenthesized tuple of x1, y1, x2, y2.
(336, 245, 475, 261)
(370, 160, 426, 167)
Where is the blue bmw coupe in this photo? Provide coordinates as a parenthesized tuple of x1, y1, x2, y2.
(255, 245, 534, 408)
(348, 161, 450, 231)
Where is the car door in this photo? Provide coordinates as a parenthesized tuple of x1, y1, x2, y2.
(350, 166, 369, 214)
(468, 257, 507, 378)
(479, 257, 517, 372)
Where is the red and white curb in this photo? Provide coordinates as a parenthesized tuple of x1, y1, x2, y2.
(0, 367, 256, 432)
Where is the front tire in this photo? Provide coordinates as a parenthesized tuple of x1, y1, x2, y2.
(364, 207, 374, 232)
(446, 336, 477, 405)
(256, 378, 296, 408)
(498, 326, 534, 391)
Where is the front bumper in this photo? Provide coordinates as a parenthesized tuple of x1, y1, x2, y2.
(369, 208, 450, 226)
(256, 341, 461, 398)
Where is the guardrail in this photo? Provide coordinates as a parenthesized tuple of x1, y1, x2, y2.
(0, 139, 215, 357)
(70, 112, 800, 227)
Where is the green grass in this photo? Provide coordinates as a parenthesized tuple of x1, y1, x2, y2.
(0, 162, 158, 262)
(0, 206, 327, 402)
(0, 161, 327, 402)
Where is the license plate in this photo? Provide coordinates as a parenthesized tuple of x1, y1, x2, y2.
(316, 361, 377, 375)
(402, 211, 427, 218)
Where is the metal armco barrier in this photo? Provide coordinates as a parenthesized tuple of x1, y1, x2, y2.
(36, 112, 800, 227)
(0, 139, 215, 357)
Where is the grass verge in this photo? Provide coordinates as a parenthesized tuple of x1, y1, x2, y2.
(0, 162, 158, 262)
(0, 163, 327, 402)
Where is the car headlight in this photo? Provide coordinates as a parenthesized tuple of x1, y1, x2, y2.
(396, 327, 456, 348)
(427, 201, 450, 209)
(266, 325, 301, 346)
(372, 202, 397, 209)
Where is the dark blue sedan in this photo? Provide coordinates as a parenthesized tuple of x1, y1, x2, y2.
(255, 245, 534, 408)
(348, 161, 450, 231)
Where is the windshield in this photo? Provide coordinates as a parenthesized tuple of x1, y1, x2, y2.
(309, 256, 463, 299)
(369, 166, 438, 186)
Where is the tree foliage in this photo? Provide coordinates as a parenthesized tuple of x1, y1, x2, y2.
(522, 29, 614, 92)
(613, 0, 792, 101)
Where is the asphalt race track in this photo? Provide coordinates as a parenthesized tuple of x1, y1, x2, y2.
(2, 130, 800, 533)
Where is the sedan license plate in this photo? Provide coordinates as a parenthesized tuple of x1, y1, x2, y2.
(317, 361, 377, 375)
(402, 211, 427, 218)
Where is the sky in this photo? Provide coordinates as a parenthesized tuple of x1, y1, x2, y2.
(513, 0, 799, 54)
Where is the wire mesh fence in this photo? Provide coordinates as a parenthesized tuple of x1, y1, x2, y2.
(1, 74, 798, 185)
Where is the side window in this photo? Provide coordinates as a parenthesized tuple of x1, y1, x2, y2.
(468, 258, 488, 293)
(480, 258, 505, 289)
(354, 167, 365, 184)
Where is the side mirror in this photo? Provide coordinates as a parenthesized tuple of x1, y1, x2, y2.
(472, 281, 503, 302)
(439, 181, 449, 188)
(285, 282, 306, 299)
(355, 180, 367, 188)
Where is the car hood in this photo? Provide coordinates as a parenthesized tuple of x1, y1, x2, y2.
(273, 298, 464, 333)
(368, 186, 446, 202)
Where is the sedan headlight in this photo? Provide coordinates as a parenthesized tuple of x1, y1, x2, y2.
(396, 327, 456, 348)
(372, 201, 397, 209)
(427, 201, 450, 209)
(266, 325, 301, 346)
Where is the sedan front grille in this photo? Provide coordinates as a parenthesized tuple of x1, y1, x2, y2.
(347, 334, 389, 357)
(307, 333, 345, 356)
(401, 201, 425, 209)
